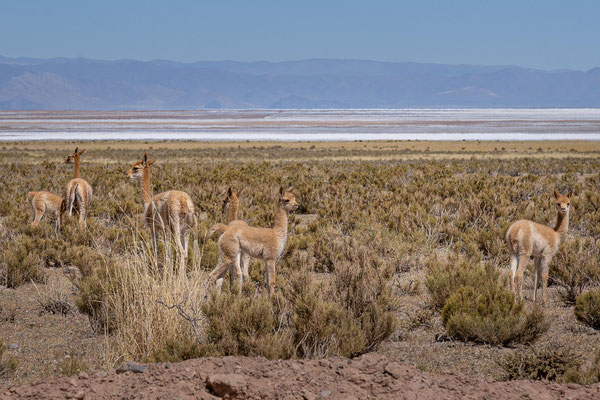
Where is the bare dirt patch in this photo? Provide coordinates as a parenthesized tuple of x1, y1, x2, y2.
(2, 353, 599, 399)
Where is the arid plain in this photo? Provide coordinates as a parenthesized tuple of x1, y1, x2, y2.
(1, 137, 600, 398)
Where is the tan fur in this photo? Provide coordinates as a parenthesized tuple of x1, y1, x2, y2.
(27, 191, 65, 233)
(209, 188, 253, 289)
(506, 190, 572, 305)
(127, 153, 195, 262)
(209, 187, 298, 295)
(64, 147, 93, 227)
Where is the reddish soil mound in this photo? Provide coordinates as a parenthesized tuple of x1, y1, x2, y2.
(2, 353, 599, 399)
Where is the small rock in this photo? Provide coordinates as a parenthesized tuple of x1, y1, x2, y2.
(68, 377, 78, 387)
(206, 374, 247, 397)
(78, 372, 89, 380)
(6, 343, 18, 350)
(116, 361, 147, 374)
(384, 364, 403, 379)
(320, 390, 332, 398)
(435, 333, 451, 342)
(74, 390, 85, 399)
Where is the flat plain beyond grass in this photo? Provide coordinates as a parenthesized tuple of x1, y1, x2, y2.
(0, 140, 599, 385)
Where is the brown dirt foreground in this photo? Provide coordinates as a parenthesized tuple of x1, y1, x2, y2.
(2, 353, 600, 400)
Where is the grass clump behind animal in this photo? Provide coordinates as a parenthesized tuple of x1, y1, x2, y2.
(574, 289, 600, 330)
(442, 286, 548, 346)
(0, 342, 17, 378)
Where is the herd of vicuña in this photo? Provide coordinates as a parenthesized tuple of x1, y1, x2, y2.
(27, 147, 572, 304)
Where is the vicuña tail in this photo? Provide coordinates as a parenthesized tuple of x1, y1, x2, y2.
(68, 183, 80, 217)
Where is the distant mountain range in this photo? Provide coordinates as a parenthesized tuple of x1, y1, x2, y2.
(1, 56, 599, 109)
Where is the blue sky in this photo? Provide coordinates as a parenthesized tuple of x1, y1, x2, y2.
(1, 0, 598, 70)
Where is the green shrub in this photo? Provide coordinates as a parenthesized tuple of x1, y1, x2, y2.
(425, 254, 499, 309)
(200, 286, 294, 359)
(551, 238, 600, 305)
(1, 234, 44, 288)
(442, 286, 548, 346)
(74, 262, 119, 333)
(574, 289, 600, 330)
(498, 346, 582, 383)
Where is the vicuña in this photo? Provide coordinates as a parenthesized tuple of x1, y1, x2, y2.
(64, 147, 93, 227)
(127, 153, 195, 263)
(506, 190, 572, 306)
(209, 187, 298, 295)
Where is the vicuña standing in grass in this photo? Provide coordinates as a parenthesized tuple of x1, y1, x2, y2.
(127, 153, 195, 263)
(64, 147, 93, 227)
(27, 190, 65, 233)
(506, 190, 572, 306)
(209, 187, 298, 295)
(209, 187, 253, 289)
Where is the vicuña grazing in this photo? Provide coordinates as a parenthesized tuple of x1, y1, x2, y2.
(64, 147, 93, 227)
(506, 190, 572, 306)
(27, 190, 65, 233)
(127, 153, 195, 263)
(209, 187, 298, 295)
(209, 188, 252, 289)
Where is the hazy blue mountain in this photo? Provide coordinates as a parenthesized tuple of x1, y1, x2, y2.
(0, 56, 598, 109)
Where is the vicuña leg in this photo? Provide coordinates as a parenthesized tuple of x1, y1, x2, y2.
(515, 255, 529, 303)
(533, 257, 541, 302)
(539, 257, 551, 306)
(508, 253, 518, 294)
(32, 203, 45, 226)
(265, 258, 276, 295)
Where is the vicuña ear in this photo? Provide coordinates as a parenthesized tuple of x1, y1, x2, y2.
(554, 190, 559, 199)
(286, 186, 294, 193)
(236, 188, 243, 198)
(147, 158, 156, 166)
(74, 147, 78, 154)
(568, 190, 573, 198)
(227, 187, 232, 197)
(279, 186, 284, 196)
(78, 149, 86, 155)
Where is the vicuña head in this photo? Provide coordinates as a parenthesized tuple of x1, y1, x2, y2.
(222, 187, 243, 215)
(64, 147, 85, 164)
(554, 189, 572, 216)
(506, 189, 572, 306)
(126, 153, 156, 180)
(279, 186, 298, 212)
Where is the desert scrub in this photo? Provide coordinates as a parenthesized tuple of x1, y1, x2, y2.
(442, 286, 548, 346)
(574, 289, 600, 330)
(498, 346, 583, 383)
(200, 286, 294, 359)
(425, 254, 499, 310)
(550, 238, 600, 306)
(0, 234, 44, 287)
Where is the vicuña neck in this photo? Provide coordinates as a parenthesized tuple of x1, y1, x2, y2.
(273, 204, 288, 236)
(141, 166, 152, 208)
(74, 155, 80, 178)
(228, 196, 239, 223)
(554, 210, 569, 238)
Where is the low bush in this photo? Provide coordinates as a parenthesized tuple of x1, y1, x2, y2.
(0, 234, 44, 288)
(574, 289, 600, 330)
(551, 238, 600, 305)
(425, 254, 499, 309)
(498, 346, 582, 383)
(442, 286, 548, 346)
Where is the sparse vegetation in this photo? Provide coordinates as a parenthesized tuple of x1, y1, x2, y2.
(574, 289, 600, 330)
(1, 141, 600, 384)
(442, 286, 548, 346)
(498, 346, 583, 383)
